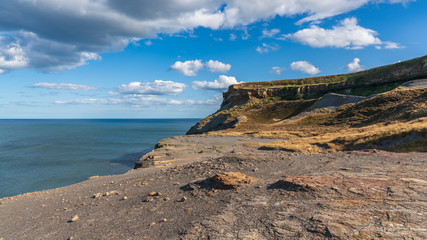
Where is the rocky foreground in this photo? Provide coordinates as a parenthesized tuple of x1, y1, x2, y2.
(1, 135, 426, 239)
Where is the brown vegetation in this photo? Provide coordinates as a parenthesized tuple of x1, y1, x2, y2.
(207, 87, 427, 153)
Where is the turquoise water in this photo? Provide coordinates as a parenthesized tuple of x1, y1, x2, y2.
(0, 119, 199, 198)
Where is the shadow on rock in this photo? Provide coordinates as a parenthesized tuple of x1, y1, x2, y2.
(110, 148, 153, 168)
(268, 178, 314, 192)
(181, 172, 259, 191)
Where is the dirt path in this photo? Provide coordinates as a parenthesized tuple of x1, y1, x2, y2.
(1, 135, 426, 239)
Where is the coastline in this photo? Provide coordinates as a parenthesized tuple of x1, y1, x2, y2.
(0, 118, 200, 199)
(1, 134, 426, 239)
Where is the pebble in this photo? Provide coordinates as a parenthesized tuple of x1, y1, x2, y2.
(178, 196, 187, 202)
(161, 218, 167, 222)
(122, 196, 128, 200)
(150, 222, 156, 227)
(148, 192, 162, 196)
(70, 215, 79, 222)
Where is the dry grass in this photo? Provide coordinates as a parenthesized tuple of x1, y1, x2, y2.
(208, 88, 427, 153)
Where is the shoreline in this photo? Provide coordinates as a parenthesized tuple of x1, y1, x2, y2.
(1, 134, 426, 239)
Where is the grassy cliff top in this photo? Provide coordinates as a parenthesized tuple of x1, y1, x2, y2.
(235, 55, 427, 89)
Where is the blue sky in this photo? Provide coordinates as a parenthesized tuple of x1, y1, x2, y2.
(0, 0, 425, 118)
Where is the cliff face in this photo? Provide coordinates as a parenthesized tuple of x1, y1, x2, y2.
(221, 55, 427, 110)
(187, 55, 427, 135)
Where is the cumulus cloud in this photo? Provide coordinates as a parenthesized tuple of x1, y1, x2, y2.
(261, 29, 280, 38)
(0, 32, 100, 73)
(271, 66, 286, 75)
(32, 83, 98, 91)
(284, 17, 401, 50)
(117, 80, 186, 95)
(0, 41, 29, 74)
(170, 59, 231, 76)
(0, 1, 411, 73)
(192, 75, 242, 91)
(256, 43, 280, 54)
(205, 60, 231, 73)
(290, 61, 320, 75)
(347, 58, 364, 72)
(170, 60, 204, 76)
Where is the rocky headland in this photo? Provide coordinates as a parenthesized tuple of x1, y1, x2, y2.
(1, 56, 426, 239)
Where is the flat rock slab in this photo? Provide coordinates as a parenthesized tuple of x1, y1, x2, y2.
(1, 135, 426, 239)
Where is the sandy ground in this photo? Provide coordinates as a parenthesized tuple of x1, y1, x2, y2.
(1, 135, 426, 239)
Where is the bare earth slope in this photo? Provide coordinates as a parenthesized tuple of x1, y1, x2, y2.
(1, 136, 426, 239)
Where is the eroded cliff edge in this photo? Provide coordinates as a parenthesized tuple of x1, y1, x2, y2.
(187, 55, 427, 153)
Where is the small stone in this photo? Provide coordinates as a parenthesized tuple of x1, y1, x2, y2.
(68, 237, 74, 240)
(173, 182, 180, 185)
(122, 196, 128, 200)
(148, 192, 162, 196)
(178, 196, 187, 202)
(161, 218, 167, 222)
(164, 197, 170, 201)
(70, 215, 79, 222)
(144, 197, 154, 202)
(150, 222, 156, 227)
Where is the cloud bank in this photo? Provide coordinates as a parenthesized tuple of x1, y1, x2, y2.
(117, 80, 186, 95)
(32, 83, 98, 91)
(0, 0, 409, 73)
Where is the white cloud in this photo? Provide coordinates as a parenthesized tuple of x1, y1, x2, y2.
(54, 95, 220, 107)
(193, 75, 242, 91)
(117, 80, 186, 95)
(0, 42, 29, 73)
(271, 66, 286, 75)
(229, 33, 237, 41)
(377, 41, 404, 49)
(256, 43, 280, 54)
(261, 29, 280, 38)
(170, 60, 204, 76)
(284, 17, 401, 50)
(205, 60, 231, 73)
(347, 58, 364, 72)
(0, 1, 412, 73)
(290, 61, 320, 75)
(32, 83, 98, 91)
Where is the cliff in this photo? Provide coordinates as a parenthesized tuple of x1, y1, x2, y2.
(188, 55, 427, 135)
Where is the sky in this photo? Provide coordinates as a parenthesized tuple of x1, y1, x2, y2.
(0, 0, 426, 119)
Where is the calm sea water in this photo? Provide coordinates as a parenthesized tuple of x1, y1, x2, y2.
(0, 119, 200, 198)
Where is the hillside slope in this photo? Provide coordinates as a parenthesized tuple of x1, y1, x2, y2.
(187, 56, 427, 153)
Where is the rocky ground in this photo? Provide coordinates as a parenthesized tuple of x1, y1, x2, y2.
(1, 135, 426, 239)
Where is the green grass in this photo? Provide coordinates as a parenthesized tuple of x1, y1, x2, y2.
(236, 55, 427, 90)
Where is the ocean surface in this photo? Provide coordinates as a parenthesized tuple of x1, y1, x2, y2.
(0, 119, 200, 198)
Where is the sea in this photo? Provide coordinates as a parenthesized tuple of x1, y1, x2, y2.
(0, 119, 200, 199)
